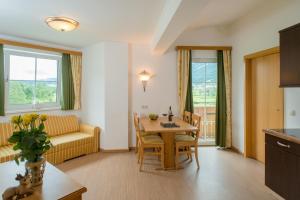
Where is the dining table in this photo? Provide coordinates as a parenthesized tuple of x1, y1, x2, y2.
(140, 116, 198, 170)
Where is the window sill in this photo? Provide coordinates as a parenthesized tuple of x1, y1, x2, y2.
(6, 107, 62, 115)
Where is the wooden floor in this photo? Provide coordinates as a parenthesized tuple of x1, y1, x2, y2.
(57, 147, 280, 200)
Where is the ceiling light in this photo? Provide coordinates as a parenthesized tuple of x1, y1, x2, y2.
(45, 17, 79, 32)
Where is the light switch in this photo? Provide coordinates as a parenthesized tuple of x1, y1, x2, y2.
(141, 105, 148, 109)
(290, 110, 296, 116)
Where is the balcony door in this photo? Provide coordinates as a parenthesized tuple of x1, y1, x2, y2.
(192, 59, 217, 145)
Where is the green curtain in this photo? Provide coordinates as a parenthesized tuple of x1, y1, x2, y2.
(61, 53, 75, 110)
(185, 50, 194, 113)
(216, 50, 227, 147)
(0, 44, 4, 116)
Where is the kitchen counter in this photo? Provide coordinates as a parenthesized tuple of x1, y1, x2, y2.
(264, 129, 300, 145)
(264, 129, 300, 199)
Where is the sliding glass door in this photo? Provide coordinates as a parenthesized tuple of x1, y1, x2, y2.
(192, 60, 217, 145)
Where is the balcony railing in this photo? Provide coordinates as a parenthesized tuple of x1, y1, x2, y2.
(194, 106, 216, 145)
(200, 119, 215, 141)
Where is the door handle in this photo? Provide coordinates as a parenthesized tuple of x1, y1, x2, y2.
(277, 141, 290, 148)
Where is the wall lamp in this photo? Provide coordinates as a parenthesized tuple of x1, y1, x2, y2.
(138, 70, 151, 92)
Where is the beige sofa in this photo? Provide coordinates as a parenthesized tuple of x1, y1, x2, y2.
(0, 115, 100, 164)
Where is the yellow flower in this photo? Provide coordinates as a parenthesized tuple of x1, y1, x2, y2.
(11, 115, 21, 124)
(40, 114, 47, 121)
(30, 113, 39, 120)
(22, 114, 32, 126)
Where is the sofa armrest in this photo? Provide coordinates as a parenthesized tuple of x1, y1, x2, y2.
(80, 123, 100, 137)
(80, 123, 101, 152)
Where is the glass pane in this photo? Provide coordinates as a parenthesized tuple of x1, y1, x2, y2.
(192, 63, 205, 83)
(206, 106, 216, 121)
(192, 61, 217, 145)
(206, 63, 217, 83)
(36, 58, 58, 104)
(9, 55, 35, 80)
(37, 58, 58, 81)
(205, 83, 217, 105)
(36, 81, 57, 104)
(192, 83, 205, 108)
(9, 80, 34, 105)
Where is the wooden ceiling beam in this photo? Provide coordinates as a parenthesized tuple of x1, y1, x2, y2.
(176, 46, 232, 51)
(0, 39, 82, 56)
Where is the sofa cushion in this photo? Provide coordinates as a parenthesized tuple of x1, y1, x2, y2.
(0, 123, 15, 146)
(49, 132, 94, 153)
(0, 132, 95, 163)
(44, 115, 80, 137)
(0, 145, 19, 163)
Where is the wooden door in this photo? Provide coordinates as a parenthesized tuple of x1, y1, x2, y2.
(245, 50, 284, 163)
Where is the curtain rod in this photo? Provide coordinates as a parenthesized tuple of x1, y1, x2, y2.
(176, 46, 232, 51)
(0, 39, 82, 56)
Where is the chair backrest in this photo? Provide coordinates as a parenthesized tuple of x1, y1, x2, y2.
(183, 111, 192, 124)
(191, 113, 201, 139)
(133, 113, 142, 140)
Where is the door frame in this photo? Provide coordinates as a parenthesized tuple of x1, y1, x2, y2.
(244, 46, 282, 158)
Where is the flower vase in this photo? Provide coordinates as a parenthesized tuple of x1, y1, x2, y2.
(25, 157, 46, 187)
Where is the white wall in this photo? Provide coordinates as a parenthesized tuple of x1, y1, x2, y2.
(103, 42, 129, 150)
(81, 42, 129, 150)
(172, 26, 231, 48)
(284, 88, 300, 128)
(0, 110, 80, 123)
(129, 44, 178, 147)
(229, 0, 300, 152)
(81, 43, 105, 131)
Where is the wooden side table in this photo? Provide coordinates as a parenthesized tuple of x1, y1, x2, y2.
(0, 161, 87, 200)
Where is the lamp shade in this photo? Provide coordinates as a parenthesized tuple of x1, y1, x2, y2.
(139, 70, 151, 81)
(46, 17, 79, 32)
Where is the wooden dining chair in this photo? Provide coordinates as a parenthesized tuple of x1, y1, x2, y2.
(133, 113, 165, 171)
(176, 111, 192, 136)
(183, 111, 192, 124)
(175, 113, 201, 169)
(133, 113, 159, 153)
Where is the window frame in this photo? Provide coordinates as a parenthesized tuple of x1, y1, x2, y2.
(4, 47, 62, 113)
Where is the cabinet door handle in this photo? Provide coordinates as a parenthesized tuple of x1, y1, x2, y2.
(277, 141, 290, 148)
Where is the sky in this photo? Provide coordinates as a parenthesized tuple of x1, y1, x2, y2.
(9, 55, 58, 81)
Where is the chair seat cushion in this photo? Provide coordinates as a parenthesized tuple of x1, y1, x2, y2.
(49, 132, 94, 153)
(176, 132, 187, 135)
(175, 135, 195, 142)
(142, 135, 163, 144)
(140, 131, 159, 137)
(0, 145, 19, 163)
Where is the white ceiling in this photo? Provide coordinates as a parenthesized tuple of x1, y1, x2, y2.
(0, 0, 165, 48)
(0, 0, 266, 49)
(188, 0, 264, 29)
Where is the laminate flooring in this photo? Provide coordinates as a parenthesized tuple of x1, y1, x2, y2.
(57, 147, 281, 200)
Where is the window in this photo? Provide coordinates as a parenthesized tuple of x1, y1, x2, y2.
(192, 59, 217, 145)
(4, 48, 61, 112)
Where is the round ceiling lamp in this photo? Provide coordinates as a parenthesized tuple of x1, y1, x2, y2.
(45, 17, 79, 32)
